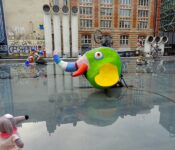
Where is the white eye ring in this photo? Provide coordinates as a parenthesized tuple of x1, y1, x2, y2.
(94, 52, 103, 60)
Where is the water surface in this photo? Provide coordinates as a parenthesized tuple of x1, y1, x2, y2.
(0, 59, 175, 150)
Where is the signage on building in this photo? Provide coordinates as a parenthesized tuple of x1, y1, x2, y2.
(0, 0, 8, 54)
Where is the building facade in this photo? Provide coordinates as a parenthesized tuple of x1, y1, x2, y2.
(76, 0, 161, 55)
(2, 0, 161, 56)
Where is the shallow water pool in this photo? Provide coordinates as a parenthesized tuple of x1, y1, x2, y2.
(0, 59, 175, 150)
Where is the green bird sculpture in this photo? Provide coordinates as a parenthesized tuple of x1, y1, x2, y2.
(53, 47, 123, 89)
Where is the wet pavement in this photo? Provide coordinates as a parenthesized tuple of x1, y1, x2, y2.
(0, 58, 175, 150)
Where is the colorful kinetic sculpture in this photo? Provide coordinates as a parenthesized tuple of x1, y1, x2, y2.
(53, 47, 122, 89)
(0, 114, 29, 149)
(25, 48, 47, 66)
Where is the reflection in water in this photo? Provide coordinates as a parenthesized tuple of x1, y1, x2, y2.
(11, 64, 47, 79)
(136, 60, 175, 75)
(123, 59, 169, 74)
(136, 59, 165, 73)
(159, 103, 175, 137)
(147, 60, 166, 74)
(0, 66, 13, 114)
(0, 61, 175, 149)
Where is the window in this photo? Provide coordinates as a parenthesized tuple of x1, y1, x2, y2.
(138, 21, 148, 29)
(138, 10, 148, 17)
(81, 35, 91, 44)
(80, 0, 92, 3)
(100, 0, 112, 4)
(81, 35, 91, 54)
(137, 36, 146, 47)
(101, 20, 112, 28)
(101, 8, 112, 16)
(120, 35, 129, 45)
(138, 0, 149, 6)
(80, 19, 92, 28)
(120, 0, 131, 5)
(80, 7, 92, 15)
(120, 9, 131, 17)
(120, 20, 130, 29)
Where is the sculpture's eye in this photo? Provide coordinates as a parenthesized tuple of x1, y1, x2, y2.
(94, 52, 103, 60)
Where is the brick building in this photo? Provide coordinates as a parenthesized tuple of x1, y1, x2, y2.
(70, 0, 161, 55)
(2, 0, 161, 56)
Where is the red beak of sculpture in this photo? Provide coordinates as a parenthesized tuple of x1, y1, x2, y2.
(72, 63, 88, 77)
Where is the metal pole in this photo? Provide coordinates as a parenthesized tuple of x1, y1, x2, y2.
(69, 1, 72, 57)
(172, 29, 174, 53)
(43, 4, 53, 57)
(153, 0, 158, 36)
